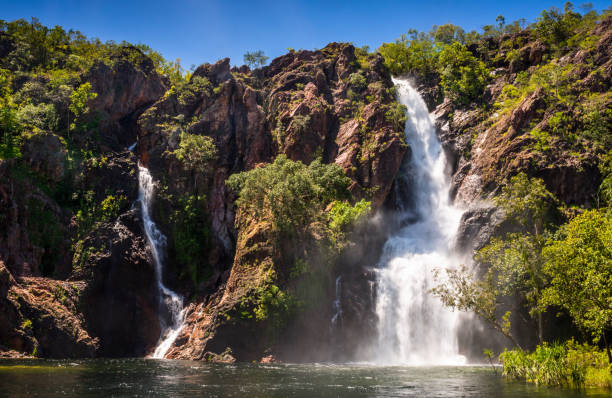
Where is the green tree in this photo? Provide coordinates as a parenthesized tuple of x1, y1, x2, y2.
(68, 82, 97, 135)
(534, 2, 582, 49)
(377, 31, 437, 76)
(243, 50, 268, 69)
(438, 42, 489, 105)
(432, 264, 521, 348)
(542, 209, 612, 363)
(433, 173, 556, 346)
(432, 24, 465, 44)
(226, 155, 352, 236)
(170, 195, 211, 287)
(173, 132, 217, 188)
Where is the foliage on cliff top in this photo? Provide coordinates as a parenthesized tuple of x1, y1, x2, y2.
(377, 3, 610, 105)
(227, 154, 354, 236)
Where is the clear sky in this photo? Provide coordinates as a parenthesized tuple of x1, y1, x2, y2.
(1, 0, 610, 69)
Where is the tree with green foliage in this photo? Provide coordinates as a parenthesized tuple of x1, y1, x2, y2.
(173, 132, 217, 188)
(542, 209, 612, 363)
(432, 264, 521, 348)
(438, 42, 489, 105)
(170, 194, 211, 287)
(68, 82, 97, 135)
(534, 2, 582, 49)
(432, 24, 465, 45)
(243, 50, 268, 69)
(377, 30, 437, 76)
(433, 173, 556, 346)
(226, 154, 352, 236)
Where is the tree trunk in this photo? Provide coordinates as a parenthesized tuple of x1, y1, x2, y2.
(603, 331, 612, 365)
(538, 312, 543, 345)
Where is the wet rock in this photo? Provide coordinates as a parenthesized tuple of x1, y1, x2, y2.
(71, 209, 160, 357)
(22, 133, 67, 183)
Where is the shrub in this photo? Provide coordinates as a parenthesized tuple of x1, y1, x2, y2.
(173, 132, 217, 174)
(349, 72, 367, 92)
(500, 341, 612, 388)
(438, 42, 490, 105)
(170, 194, 211, 287)
(385, 101, 408, 130)
(329, 199, 371, 245)
(226, 155, 352, 236)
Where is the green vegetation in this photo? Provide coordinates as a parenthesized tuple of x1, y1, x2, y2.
(226, 154, 352, 236)
(74, 192, 127, 239)
(173, 132, 217, 176)
(435, 168, 612, 387)
(438, 42, 489, 105)
(376, 3, 610, 108)
(227, 155, 371, 337)
(169, 195, 211, 287)
(433, 173, 556, 346)
(328, 199, 371, 246)
(543, 209, 612, 361)
(243, 50, 268, 69)
(501, 341, 612, 388)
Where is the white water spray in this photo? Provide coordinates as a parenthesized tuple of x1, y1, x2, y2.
(331, 276, 343, 330)
(138, 165, 185, 359)
(373, 78, 466, 365)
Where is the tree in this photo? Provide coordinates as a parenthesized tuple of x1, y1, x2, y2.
(542, 209, 612, 363)
(243, 50, 268, 69)
(438, 42, 489, 105)
(377, 32, 437, 77)
(433, 173, 556, 346)
(432, 264, 521, 349)
(534, 2, 582, 49)
(68, 82, 97, 135)
(226, 155, 352, 236)
(432, 24, 465, 45)
(173, 132, 217, 188)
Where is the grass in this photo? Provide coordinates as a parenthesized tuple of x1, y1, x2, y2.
(500, 341, 612, 389)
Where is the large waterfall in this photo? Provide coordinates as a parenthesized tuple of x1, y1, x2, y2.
(138, 165, 185, 359)
(373, 78, 466, 365)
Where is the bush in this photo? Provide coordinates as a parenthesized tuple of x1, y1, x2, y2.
(173, 132, 216, 174)
(438, 42, 490, 105)
(329, 199, 371, 246)
(500, 341, 612, 388)
(385, 101, 408, 130)
(169, 194, 211, 287)
(377, 33, 437, 77)
(226, 155, 352, 236)
(348, 72, 367, 92)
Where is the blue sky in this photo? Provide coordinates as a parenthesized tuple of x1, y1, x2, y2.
(1, 1, 610, 69)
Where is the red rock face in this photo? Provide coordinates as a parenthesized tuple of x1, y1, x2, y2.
(136, 43, 407, 361)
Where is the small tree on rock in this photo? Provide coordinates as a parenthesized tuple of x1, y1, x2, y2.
(243, 50, 269, 69)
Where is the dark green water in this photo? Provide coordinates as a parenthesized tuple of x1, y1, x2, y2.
(0, 359, 610, 397)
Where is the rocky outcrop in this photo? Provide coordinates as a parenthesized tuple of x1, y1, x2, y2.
(70, 209, 160, 357)
(0, 159, 72, 278)
(0, 260, 98, 358)
(134, 43, 407, 361)
(86, 46, 167, 151)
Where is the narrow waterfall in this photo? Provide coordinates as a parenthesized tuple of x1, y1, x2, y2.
(138, 165, 185, 359)
(373, 78, 466, 365)
(330, 276, 343, 330)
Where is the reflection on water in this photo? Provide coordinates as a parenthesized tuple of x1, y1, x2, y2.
(0, 359, 609, 398)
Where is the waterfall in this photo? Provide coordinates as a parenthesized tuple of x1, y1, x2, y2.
(330, 276, 343, 330)
(372, 78, 466, 365)
(138, 164, 185, 359)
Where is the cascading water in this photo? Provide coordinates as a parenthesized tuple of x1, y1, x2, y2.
(138, 165, 185, 359)
(330, 276, 343, 331)
(372, 78, 466, 365)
